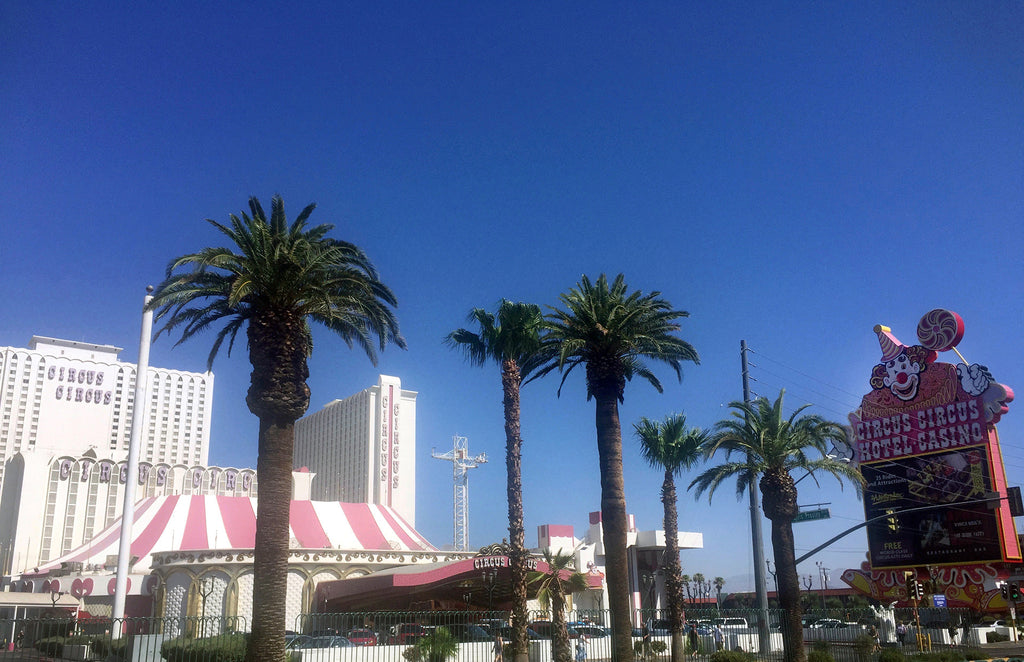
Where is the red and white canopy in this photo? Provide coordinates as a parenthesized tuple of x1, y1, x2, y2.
(31, 495, 436, 575)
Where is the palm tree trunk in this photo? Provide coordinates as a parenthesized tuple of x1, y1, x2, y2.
(502, 361, 530, 662)
(552, 587, 572, 662)
(771, 517, 805, 662)
(243, 311, 310, 662)
(594, 391, 632, 662)
(662, 471, 685, 662)
(247, 417, 294, 662)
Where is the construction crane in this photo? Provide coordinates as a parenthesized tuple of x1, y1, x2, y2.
(431, 435, 487, 551)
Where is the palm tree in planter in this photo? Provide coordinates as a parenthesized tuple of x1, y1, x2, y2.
(446, 300, 549, 662)
(689, 390, 863, 662)
(148, 195, 405, 662)
(635, 414, 710, 662)
(530, 550, 590, 662)
(408, 627, 460, 662)
(541, 274, 699, 662)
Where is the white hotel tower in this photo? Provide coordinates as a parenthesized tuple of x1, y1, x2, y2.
(294, 375, 417, 526)
(0, 336, 213, 571)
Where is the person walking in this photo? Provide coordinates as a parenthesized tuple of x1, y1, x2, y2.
(575, 634, 588, 662)
(713, 625, 724, 651)
(687, 624, 699, 658)
(493, 635, 504, 662)
(869, 625, 881, 653)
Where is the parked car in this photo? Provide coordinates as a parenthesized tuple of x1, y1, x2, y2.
(809, 619, 846, 629)
(529, 621, 581, 639)
(444, 624, 493, 642)
(346, 628, 378, 646)
(648, 619, 672, 635)
(497, 626, 543, 640)
(573, 625, 609, 638)
(288, 635, 354, 649)
(388, 623, 428, 644)
(712, 618, 749, 629)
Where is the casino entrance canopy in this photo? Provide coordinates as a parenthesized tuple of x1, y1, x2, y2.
(313, 554, 600, 612)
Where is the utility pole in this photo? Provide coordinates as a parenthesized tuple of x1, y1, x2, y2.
(741, 340, 770, 653)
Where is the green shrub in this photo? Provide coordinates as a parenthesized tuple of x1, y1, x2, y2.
(878, 648, 905, 662)
(651, 640, 668, 654)
(986, 630, 1009, 643)
(161, 633, 248, 662)
(709, 650, 755, 662)
(33, 636, 64, 657)
(812, 641, 832, 655)
(808, 649, 834, 662)
(852, 634, 875, 662)
(959, 648, 986, 661)
(412, 627, 460, 662)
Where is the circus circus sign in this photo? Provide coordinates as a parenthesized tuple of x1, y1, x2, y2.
(848, 309, 1017, 571)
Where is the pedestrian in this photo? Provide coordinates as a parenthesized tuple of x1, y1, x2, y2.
(687, 624, 699, 657)
(575, 635, 587, 662)
(896, 622, 907, 646)
(713, 625, 724, 651)
(642, 625, 652, 660)
(493, 635, 504, 662)
(869, 625, 880, 652)
(15, 630, 24, 650)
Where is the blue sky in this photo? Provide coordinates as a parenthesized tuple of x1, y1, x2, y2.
(2, 2, 1022, 593)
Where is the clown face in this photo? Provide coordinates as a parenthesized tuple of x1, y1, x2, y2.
(883, 351, 922, 401)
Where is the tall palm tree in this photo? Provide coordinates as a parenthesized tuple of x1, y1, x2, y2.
(634, 414, 710, 662)
(530, 550, 590, 662)
(689, 390, 862, 662)
(445, 300, 548, 662)
(543, 274, 699, 662)
(713, 576, 725, 610)
(148, 195, 405, 662)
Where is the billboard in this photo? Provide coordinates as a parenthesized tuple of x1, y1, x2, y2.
(849, 308, 1017, 569)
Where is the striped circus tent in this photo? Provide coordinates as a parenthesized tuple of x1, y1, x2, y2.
(30, 495, 437, 576)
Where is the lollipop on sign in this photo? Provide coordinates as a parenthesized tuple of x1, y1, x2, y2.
(917, 308, 966, 359)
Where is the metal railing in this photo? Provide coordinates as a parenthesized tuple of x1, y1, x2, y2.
(0, 607, 1006, 661)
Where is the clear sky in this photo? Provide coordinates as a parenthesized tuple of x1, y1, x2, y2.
(2, 2, 1022, 594)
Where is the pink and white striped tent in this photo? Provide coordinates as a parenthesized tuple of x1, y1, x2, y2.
(29, 495, 436, 576)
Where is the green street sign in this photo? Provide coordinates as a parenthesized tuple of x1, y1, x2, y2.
(793, 508, 831, 523)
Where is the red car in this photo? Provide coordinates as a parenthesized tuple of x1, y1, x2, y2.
(347, 629, 378, 646)
(388, 623, 427, 644)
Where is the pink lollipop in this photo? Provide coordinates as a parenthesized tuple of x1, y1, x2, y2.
(916, 308, 964, 352)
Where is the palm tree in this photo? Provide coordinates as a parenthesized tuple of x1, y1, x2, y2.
(634, 414, 710, 662)
(689, 390, 862, 662)
(713, 577, 725, 610)
(148, 195, 405, 662)
(412, 627, 461, 662)
(543, 274, 699, 662)
(445, 301, 548, 662)
(530, 550, 589, 662)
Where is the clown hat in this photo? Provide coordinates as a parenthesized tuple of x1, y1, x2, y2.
(873, 324, 905, 361)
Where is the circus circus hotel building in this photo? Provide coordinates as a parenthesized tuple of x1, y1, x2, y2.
(0, 338, 695, 635)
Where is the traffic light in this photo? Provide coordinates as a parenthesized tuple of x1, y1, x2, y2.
(909, 581, 924, 601)
(1011, 583, 1021, 602)
(1002, 583, 1010, 600)
(885, 509, 899, 532)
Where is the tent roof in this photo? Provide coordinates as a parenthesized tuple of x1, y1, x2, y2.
(27, 496, 435, 576)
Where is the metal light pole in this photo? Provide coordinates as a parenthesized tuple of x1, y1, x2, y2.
(113, 286, 154, 626)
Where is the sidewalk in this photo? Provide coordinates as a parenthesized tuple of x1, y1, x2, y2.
(978, 640, 1024, 658)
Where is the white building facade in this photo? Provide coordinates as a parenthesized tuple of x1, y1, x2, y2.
(294, 375, 417, 525)
(0, 336, 214, 573)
